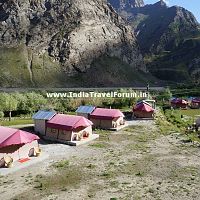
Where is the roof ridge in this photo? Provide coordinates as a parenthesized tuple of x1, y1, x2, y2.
(0, 129, 19, 145)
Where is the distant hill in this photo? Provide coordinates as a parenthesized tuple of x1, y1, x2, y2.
(108, 0, 200, 84)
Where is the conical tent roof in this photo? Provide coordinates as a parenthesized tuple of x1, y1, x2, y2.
(0, 126, 39, 148)
(133, 102, 154, 112)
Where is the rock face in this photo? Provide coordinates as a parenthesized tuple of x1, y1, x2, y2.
(0, 0, 145, 87)
(109, 0, 199, 53)
(109, 0, 200, 84)
(189, 58, 200, 84)
(136, 5, 199, 53)
(108, 0, 144, 10)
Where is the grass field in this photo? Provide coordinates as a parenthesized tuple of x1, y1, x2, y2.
(0, 118, 33, 126)
(179, 109, 200, 118)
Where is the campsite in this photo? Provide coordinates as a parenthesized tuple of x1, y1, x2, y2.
(0, 89, 200, 199)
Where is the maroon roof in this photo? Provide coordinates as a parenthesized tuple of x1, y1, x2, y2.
(192, 98, 200, 104)
(46, 114, 93, 131)
(89, 108, 124, 120)
(133, 102, 154, 113)
(171, 98, 188, 105)
(0, 126, 39, 148)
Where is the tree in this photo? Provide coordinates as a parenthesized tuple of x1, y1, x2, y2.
(13, 92, 28, 111)
(0, 93, 18, 121)
(26, 92, 47, 114)
(0, 111, 4, 119)
(156, 87, 172, 102)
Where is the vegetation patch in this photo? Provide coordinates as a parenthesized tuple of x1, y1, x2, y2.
(155, 110, 180, 135)
(33, 167, 84, 192)
(89, 142, 108, 148)
(124, 125, 143, 132)
(0, 118, 33, 126)
(179, 109, 200, 118)
(52, 160, 70, 169)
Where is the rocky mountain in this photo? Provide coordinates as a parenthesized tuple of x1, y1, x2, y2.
(109, 0, 199, 53)
(108, 0, 144, 10)
(0, 0, 146, 87)
(108, 0, 200, 84)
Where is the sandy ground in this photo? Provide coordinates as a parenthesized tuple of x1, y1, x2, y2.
(1, 120, 200, 200)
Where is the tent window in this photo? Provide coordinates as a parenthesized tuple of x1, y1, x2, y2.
(60, 130, 66, 135)
(51, 128, 57, 133)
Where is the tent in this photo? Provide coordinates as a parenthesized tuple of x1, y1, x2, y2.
(89, 108, 125, 129)
(191, 98, 200, 109)
(45, 114, 93, 142)
(171, 98, 188, 109)
(133, 101, 154, 118)
(0, 126, 40, 164)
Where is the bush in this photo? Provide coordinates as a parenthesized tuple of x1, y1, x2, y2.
(0, 111, 4, 119)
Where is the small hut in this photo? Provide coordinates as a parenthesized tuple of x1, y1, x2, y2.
(191, 98, 200, 109)
(0, 126, 39, 167)
(76, 105, 96, 119)
(32, 110, 56, 136)
(133, 101, 154, 119)
(89, 108, 125, 129)
(45, 114, 93, 143)
(171, 98, 188, 109)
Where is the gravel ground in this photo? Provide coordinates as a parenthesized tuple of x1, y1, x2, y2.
(1, 120, 200, 200)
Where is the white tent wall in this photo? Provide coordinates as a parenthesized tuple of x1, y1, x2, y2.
(0, 140, 39, 162)
(72, 126, 93, 141)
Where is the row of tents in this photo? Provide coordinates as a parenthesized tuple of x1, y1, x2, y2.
(171, 98, 200, 109)
(33, 107, 126, 145)
(0, 100, 156, 168)
(33, 101, 155, 143)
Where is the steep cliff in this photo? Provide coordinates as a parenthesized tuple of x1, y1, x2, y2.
(0, 0, 145, 87)
(109, 0, 199, 53)
(108, 0, 144, 10)
(109, 0, 200, 84)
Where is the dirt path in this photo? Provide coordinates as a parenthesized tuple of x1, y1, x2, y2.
(1, 121, 200, 200)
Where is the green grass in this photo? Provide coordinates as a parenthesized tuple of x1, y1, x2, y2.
(89, 142, 108, 148)
(52, 160, 70, 169)
(179, 109, 200, 118)
(33, 167, 83, 192)
(164, 109, 192, 129)
(0, 45, 32, 87)
(0, 118, 33, 126)
(155, 111, 180, 135)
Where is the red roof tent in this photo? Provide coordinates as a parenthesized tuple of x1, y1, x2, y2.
(133, 101, 154, 112)
(0, 126, 39, 148)
(46, 114, 93, 131)
(89, 108, 124, 120)
(171, 98, 188, 105)
(192, 98, 200, 104)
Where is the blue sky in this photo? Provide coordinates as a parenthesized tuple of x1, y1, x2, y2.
(144, 0, 200, 22)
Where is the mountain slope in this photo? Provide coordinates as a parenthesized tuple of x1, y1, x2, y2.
(109, 0, 199, 53)
(147, 35, 200, 84)
(108, 0, 200, 84)
(108, 0, 144, 10)
(0, 0, 145, 87)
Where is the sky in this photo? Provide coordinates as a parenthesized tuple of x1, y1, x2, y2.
(144, 0, 200, 22)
